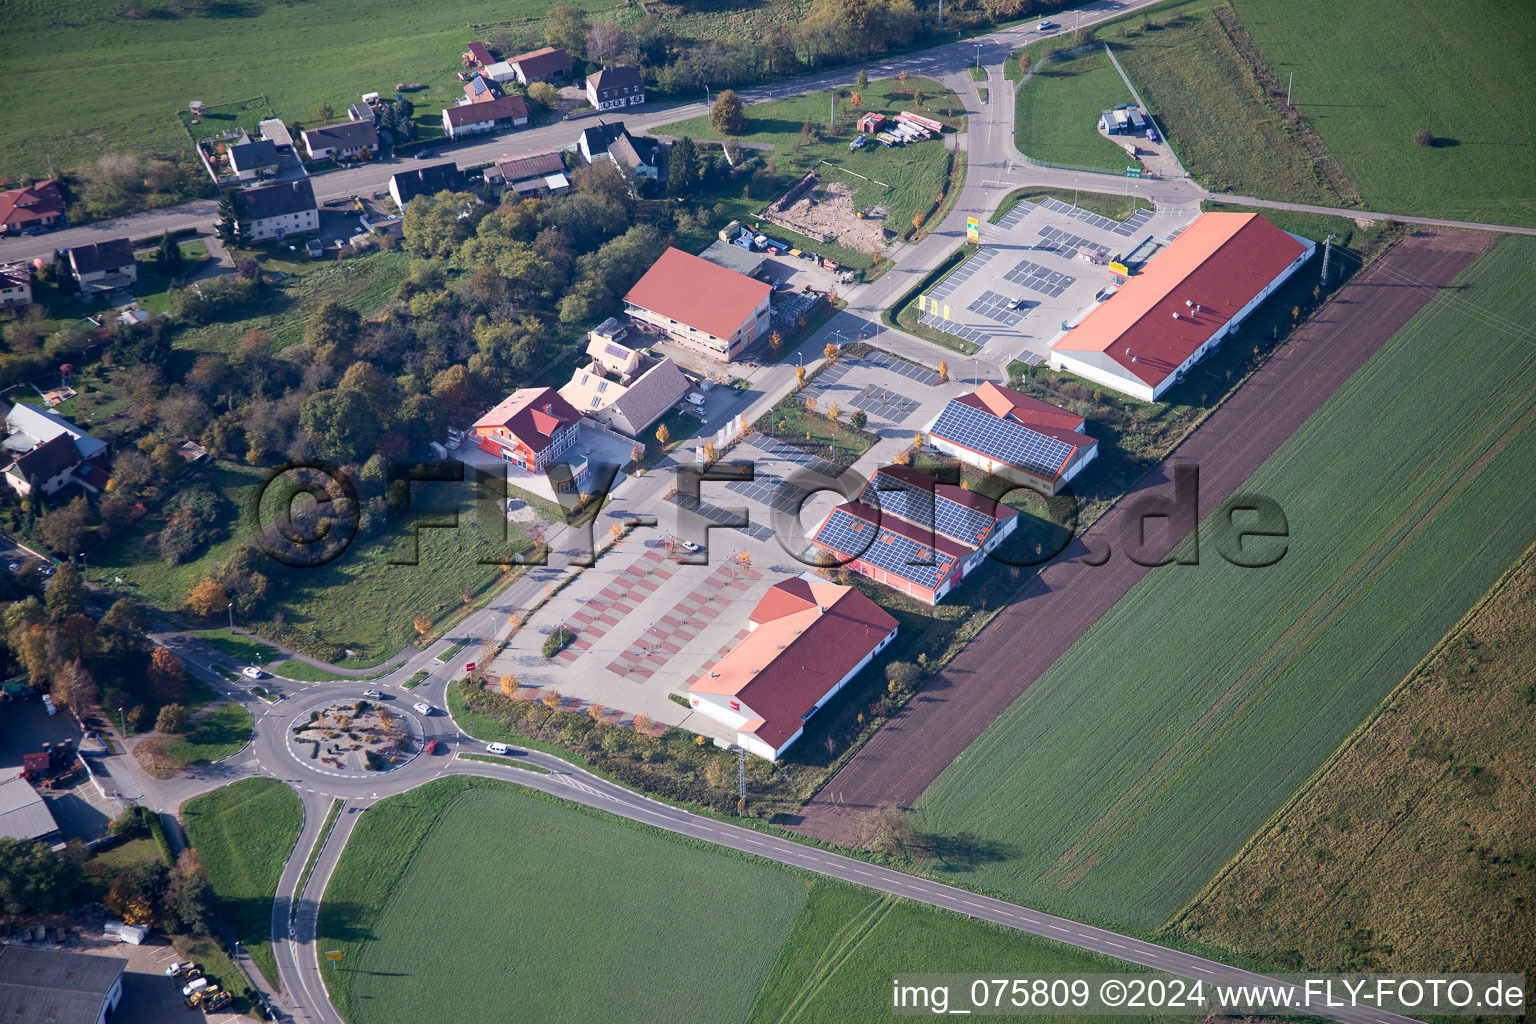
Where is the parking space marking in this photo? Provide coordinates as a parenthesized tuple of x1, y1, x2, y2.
(967, 289, 1029, 327)
(1001, 258, 1077, 298)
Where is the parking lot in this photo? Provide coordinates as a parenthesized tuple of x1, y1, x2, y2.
(915, 197, 1193, 366)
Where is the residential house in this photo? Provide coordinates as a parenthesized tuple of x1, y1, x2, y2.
(258, 118, 295, 149)
(0, 181, 66, 235)
(463, 72, 503, 104)
(226, 138, 279, 181)
(558, 321, 691, 437)
(1, 403, 109, 500)
(300, 121, 380, 161)
(67, 238, 136, 296)
(811, 464, 1020, 605)
(506, 46, 572, 85)
(348, 102, 377, 124)
(687, 577, 898, 761)
(485, 150, 570, 196)
(441, 95, 530, 139)
(587, 67, 645, 111)
(472, 387, 583, 474)
(232, 178, 319, 242)
(575, 120, 627, 163)
(623, 247, 773, 362)
(387, 162, 463, 210)
(575, 120, 659, 179)
(0, 263, 32, 310)
(0, 946, 124, 1024)
(924, 381, 1098, 494)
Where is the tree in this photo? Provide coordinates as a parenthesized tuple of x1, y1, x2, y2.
(541, 689, 561, 709)
(667, 136, 701, 198)
(0, 839, 80, 915)
(795, 365, 807, 387)
(912, 86, 925, 107)
(38, 495, 92, 556)
(823, 342, 839, 363)
(185, 579, 228, 618)
(52, 659, 96, 713)
(156, 230, 184, 275)
(710, 90, 747, 135)
(545, 2, 591, 57)
(214, 191, 242, 247)
(938, 358, 949, 381)
(1414, 127, 1435, 147)
(305, 299, 360, 365)
(155, 703, 189, 734)
(413, 614, 433, 637)
(850, 408, 868, 430)
(885, 660, 921, 692)
(826, 401, 840, 421)
(318, 102, 336, 122)
(148, 647, 188, 703)
(167, 849, 214, 935)
(857, 68, 869, 91)
(44, 562, 85, 620)
(499, 674, 520, 697)
(526, 82, 559, 109)
(655, 423, 671, 445)
(858, 807, 916, 858)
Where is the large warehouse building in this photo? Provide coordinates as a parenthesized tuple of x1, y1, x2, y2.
(1048, 212, 1314, 401)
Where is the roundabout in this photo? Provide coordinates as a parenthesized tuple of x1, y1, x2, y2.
(283, 696, 426, 777)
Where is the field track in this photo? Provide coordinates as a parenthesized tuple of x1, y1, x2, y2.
(791, 228, 1494, 845)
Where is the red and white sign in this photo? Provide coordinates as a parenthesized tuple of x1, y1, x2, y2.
(464, 661, 476, 673)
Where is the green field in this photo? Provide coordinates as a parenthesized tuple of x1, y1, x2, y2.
(317, 777, 805, 1024)
(317, 776, 1175, 1024)
(1231, 0, 1536, 225)
(187, 628, 281, 665)
(183, 777, 303, 987)
(1176, 545, 1536, 973)
(1014, 51, 1144, 173)
(913, 236, 1536, 930)
(0, 0, 616, 174)
(658, 78, 963, 250)
(163, 701, 253, 767)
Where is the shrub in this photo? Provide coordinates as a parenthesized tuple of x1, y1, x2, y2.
(1414, 128, 1436, 147)
(542, 628, 574, 659)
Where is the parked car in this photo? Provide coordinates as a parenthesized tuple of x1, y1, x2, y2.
(1009, 296, 1029, 310)
(182, 977, 209, 997)
(241, 666, 264, 680)
(165, 961, 195, 978)
(416, 151, 437, 160)
(414, 701, 433, 715)
(362, 689, 384, 700)
(37, 565, 54, 576)
(41, 695, 56, 716)
(486, 742, 510, 755)
(7, 562, 19, 572)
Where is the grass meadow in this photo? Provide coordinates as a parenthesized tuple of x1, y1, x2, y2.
(317, 777, 806, 1024)
(1175, 545, 1536, 973)
(182, 777, 303, 988)
(912, 236, 1536, 930)
(0, 0, 616, 174)
(1230, 0, 1536, 225)
(163, 700, 253, 767)
(1014, 51, 1144, 173)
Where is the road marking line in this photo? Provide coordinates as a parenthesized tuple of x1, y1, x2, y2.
(1104, 941, 1126, 949)
(961, 900, 986, 909)
(1189, 965, 1213, 974)
(1048, 924, 1069, 933)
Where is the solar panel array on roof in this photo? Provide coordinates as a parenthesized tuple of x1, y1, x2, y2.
(603, 341, 631, 362)
(929, 399, 1075, 477)
(862, 470, 997, 546)
(816, 508, 953, 589)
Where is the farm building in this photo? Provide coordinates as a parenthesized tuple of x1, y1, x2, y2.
(232, 178, 318, 242)
(623, 247, 773, 362)
(587, 66, 645, 111)
(558, 321, 690, 437)
(0, 180, 65, 235)
(811, 464, 1019, 605)
(0, 777, 60, 842)
(1048, 212, 1314, 402)
(486, 150, 570, 195)
(0, 947, 124, 1024)
(388, 162, 463, 210)
(66, 238, 135, 295)
(504, 45, 573, 85)
(442, 95, 530, 139)
(688, 576, 898, 761)
(924, 382, 1098, 494)
(0, 262, 32, 310)
(463, 41, 494, 68)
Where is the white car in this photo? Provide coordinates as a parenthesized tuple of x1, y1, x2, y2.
(362, 689, 383, 700)
(1037, 19, 1058, 31)
(41, 694, 57, 716)
(414, 702, 433, 715)
(241, 666, 264, 680)
(165, 961, 195, 977)
(486, 742, 510, 755)
(182, 977, 209, 997)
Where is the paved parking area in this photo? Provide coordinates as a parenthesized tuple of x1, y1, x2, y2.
(912, 198, 1196, 366)
(73, 939, 226, 1024)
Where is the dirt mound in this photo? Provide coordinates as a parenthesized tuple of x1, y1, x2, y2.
(765, 177, 889, 255)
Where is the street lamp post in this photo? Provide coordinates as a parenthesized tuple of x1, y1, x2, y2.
(117, 707, 126, 735)
(975, 43, 982, 70)
(227, 601, 234, 631)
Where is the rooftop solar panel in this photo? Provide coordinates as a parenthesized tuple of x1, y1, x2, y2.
(929, 399, 1076, 478)
(862, 470, 997, 546)
(814, 507, 953, 589)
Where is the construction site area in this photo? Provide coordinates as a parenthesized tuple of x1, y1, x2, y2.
(763, 173, 891, 255)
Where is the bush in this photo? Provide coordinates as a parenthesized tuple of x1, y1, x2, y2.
(541, 628, 574, 659)
(1414, 128, 1436, 147)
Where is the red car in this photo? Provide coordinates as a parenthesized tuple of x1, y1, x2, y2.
(424, 740, 440, 754)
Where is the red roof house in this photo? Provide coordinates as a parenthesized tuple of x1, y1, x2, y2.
(507, 46, 573, 84)
(471, 387, 583, 472)
(623, 247, 773, 362)
(0, 181, 65, 235)
(464, 41, 494, 67)
(688, 577, 898, 760)
(1048, 212, 1314, 401)
(924, 381, 1099, 493)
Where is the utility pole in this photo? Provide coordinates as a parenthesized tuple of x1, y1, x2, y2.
(736, 745, 747, 815)
(829, 91, 835, 131)
(1287, 72, 1293, 107)
(937, 0, 943, 30)
(1321, 232, 1335, 284)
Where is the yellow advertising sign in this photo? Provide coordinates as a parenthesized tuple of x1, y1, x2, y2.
(966, 216, 980, 243)
(917, 294, 927, 313)
(1109, 261, 1130, 277)
(943, 304, 951, 320)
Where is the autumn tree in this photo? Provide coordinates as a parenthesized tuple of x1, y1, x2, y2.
(629, 443, 644, 465)
(52, 659, 96, 713)
(632, 713, 651, 733)
(147, 647, 188, 703)
(587, 702, 606, 722)
(824, 342, 839, 363)
(541, 689, 562, 709)
(827, 401, 840, 421)
(655, 423, 671, 445)
(912, 211, 925, 233)
(610, 521, 625, 541)
(804, 396, 817, 414)
(499, 674, 520, 697)
(413, 614, 433, 637)
(769, 330, 783, 353)
(795, 365, 807, 387)
(184, 579, 228, 618)
(710, 90, 747, 135)
(704, 441, 718, 462)
(155, 703, 189, 734)
(938, 358, 949, 381)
